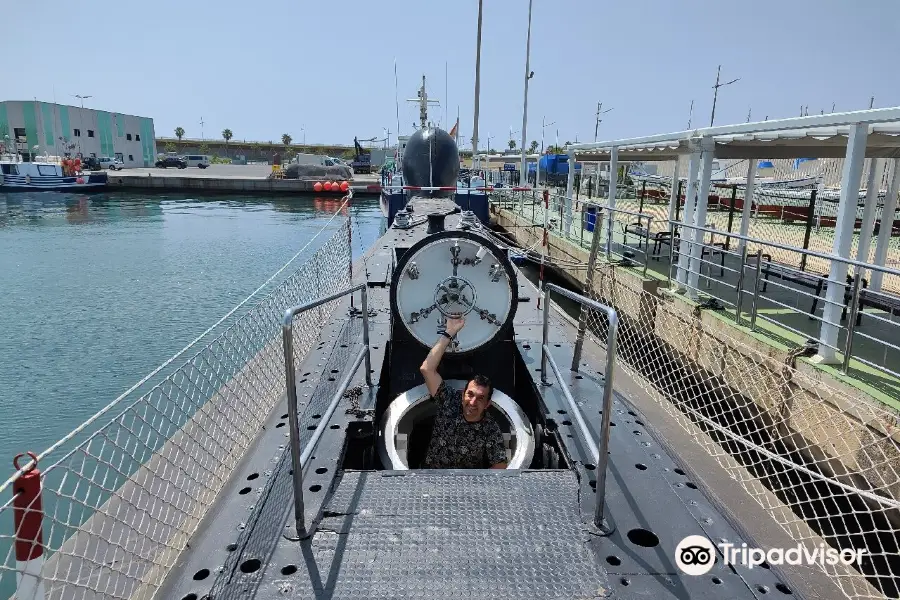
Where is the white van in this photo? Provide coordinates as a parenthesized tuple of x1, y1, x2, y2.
(292, 153, 329, 166)
(183, 155, 210, 168)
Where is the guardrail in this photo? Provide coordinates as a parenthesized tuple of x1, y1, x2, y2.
(493, 188, 900, 381)
(0, 217, 355, 600)
(540, 282, 618, 532)
(282, 283, 372, 539)
(497, 190, 660, 277)
(671, 221, 900, 379)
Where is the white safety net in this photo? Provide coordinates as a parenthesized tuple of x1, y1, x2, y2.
(493, 189, 900, 600)
(0, 204, 354, 600)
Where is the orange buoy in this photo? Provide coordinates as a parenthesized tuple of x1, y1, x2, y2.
(76, 178, 84, 184)
(323, 181, 332, 191)
(313, 182, 323, 192)
(340, 181, 349, 192)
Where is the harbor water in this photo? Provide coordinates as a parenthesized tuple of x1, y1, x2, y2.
(0, 192, 384, 475)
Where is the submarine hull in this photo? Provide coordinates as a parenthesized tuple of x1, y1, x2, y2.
(401, 127, 459, 197)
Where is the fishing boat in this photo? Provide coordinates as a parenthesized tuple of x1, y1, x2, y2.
(0, 156, 108, 192)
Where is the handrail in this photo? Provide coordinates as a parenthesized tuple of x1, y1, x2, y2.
(675, 220, 900, 278)
(670, 220, 900, 378)
(541, 282, 618, 532)
(282, 283, 372, 538)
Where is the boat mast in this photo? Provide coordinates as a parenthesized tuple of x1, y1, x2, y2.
(408, 75, 439, 130)
(418, 75, 428, 129)
(472, 0, 483, 167)
(519, 0, 533, 182)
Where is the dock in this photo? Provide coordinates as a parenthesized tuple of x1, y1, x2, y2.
(486, 105, 900, 600)
(106, 164, 383, 196)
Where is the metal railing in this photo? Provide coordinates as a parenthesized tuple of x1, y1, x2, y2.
(540, 283, 618, 532)
(0, 216, 355, 600)
(494, 188, 900, 381)
(282, 283, 372, 539)
(671, 221, 900, 379)
(500, 189, 659, 276)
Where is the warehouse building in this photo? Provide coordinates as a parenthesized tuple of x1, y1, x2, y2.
(0, 100, 157, 167)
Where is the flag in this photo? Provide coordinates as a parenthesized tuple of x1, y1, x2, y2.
(448, 118, 458, 138)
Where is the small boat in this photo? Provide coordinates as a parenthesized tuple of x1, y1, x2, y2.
(0, 156, 108, 192)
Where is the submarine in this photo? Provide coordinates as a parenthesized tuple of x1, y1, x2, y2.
(0, 74, 810, 600)
(149, 190, 800, 598)
(380, 77, 492, 227)
(4, 157, 808, 599)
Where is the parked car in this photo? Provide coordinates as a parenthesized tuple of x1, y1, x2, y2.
(155, 157, 187, 169)
(81, 156, 101, 171)
(183, 154, 210, 168)
(99, 157, 124, 170)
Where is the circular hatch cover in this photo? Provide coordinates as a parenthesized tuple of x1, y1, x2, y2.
(392, 230, 518, 354)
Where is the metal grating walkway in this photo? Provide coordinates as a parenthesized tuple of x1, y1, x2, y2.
(290, 470, 609, 599)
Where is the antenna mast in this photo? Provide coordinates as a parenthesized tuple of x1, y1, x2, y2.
(407, 75, 440, 129)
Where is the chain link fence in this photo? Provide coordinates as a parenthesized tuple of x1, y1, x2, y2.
(574, 257, 900, 600)
(0, 209, 354, 600)
(622, 162, 899, 295)
(492, 188, 900, 599)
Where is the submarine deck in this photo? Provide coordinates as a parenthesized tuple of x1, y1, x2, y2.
(158, 198, 805, 600)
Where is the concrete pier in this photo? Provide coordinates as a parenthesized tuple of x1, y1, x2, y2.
(106, 164, 382, 196)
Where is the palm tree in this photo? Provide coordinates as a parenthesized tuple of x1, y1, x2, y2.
(222, 129, 233, 156)
(174, 127, 185, 141)
(508, 140, 516, 151)
(529, 140, 539, 154)
(282, 133, 292, 147)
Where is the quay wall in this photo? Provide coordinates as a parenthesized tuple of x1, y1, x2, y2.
(107, 173, 381, 196)
(494, 207, 900, 519)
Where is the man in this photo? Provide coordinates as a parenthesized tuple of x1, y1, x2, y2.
(419, 316, 508, 469)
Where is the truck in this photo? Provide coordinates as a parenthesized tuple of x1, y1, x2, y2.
(537, 153, 582, 186)
(351, 136, 372, 174)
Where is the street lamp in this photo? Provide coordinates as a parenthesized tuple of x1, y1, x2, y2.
(594, 102, 613, 142)
(73, 94, 91, 109)
(709, 65, 740, 127)
(509, 127, 520, 151)
(72, 94, 91, 154)
(540, 118, 555, 154)
(538, 118, 556, 186)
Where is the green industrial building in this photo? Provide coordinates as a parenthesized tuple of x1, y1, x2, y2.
(0, 100, 157, 167)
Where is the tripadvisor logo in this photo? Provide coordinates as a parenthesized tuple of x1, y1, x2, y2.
(674, 535, 867, 576)
(675, 535, 717, 575)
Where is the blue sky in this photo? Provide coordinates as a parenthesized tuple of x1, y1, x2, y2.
(4, 0, 899, 149)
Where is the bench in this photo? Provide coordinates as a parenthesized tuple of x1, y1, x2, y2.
(856, 287, 900, 320)
(623, 222, 658, 255)
(649, 226, 726, 277)
(756, 257, 873, 324)
(757, 257, 826, 317)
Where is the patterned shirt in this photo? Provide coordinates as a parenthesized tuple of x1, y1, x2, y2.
(422, 381, 507, 468)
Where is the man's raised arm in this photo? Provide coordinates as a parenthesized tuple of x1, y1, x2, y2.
(419, 317, 465, 397)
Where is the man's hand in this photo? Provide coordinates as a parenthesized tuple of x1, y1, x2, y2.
(446, 316, 465, 337)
